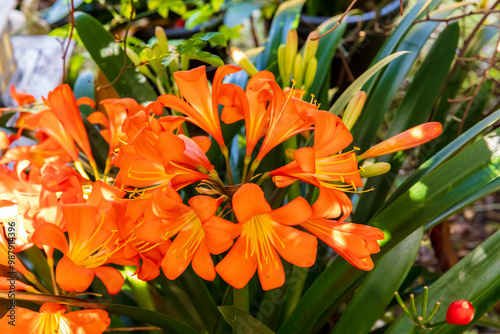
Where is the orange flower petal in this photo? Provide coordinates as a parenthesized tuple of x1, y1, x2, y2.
(31, 223, 69, 254)
(216, 236, 257, 289)
(92, 266, 124, 295)
(188, 196, 219, 223)
(294, 147, 316, 174)
(257, 246, 285, 291)
(311, 187, 353, 222)
(268, 197, 312, 225)
(161, 230, 197, 280)
(0, 306, 42, 332)
(56, 255, 95, 292)
(232, 183, 272, 223)
(191, 240, 216, 281)
(65, 309, 111, 334)
(271, 224, 317, 267)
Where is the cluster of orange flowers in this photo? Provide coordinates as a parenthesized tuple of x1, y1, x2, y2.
(0, 65, 441, 333)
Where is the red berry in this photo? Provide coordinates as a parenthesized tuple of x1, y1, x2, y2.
(446, 300, 474, 325)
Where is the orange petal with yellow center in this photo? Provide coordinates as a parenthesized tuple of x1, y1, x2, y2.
(257, 246, 285, 291)
(0, 306, 42, 332)
(232, 183, 272, 224)
(56, 255, 95, 292)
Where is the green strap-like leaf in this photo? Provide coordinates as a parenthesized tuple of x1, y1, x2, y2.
(331, 227, 424, 334)
(278, 122, 500, 334)
(74, 12, 157, 104)
(328, 51, 409, 115)
(352, 2, 470, 152)
(255, 0, 305, 70)
(219, 306, 276, 334)
(354, 21, 460, 223)
(306, 18, 346, 103)
(0, 292, 199, 334)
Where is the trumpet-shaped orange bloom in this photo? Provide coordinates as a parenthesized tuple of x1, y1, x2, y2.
(157, 65, 242, 152)
(358, 122, 443, 160)
(0, 302, 110, 334)
(42, 85, 95, 160)
(219, 71, 274, 157)
(216, 184, 317, 290)
(302, 187, 384, 270)
(255, 81, 316, 161)
(134, 186, 239, 281)
(32, 203, 124, 294)
(271, 111, 362, 197)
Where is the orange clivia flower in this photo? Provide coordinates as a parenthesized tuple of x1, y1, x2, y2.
(0, 302, 110, 334)
(301, 187, 384, 270)
(216, 184, 317, 290)
(157, 65, 242, 154)
(271, 111, 362, 200)
(219, 71, 275, 157)
(32, 203, 124, 294)
(358, 122, 443, 160)
(134, 185, 239, 281)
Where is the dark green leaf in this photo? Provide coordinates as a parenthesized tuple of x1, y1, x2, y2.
(188, 51, 224, 67)
(0, 292, 200, 334)
(74, 12, 157, 103)
(331, 227, 423, 334)
(219, 306, 276, 334)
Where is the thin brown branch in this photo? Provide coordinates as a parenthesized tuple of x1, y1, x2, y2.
(98, 3, 135, 89)
(62, 0, 76, 83)
(311, 0, 358, 41)
(249, 14, 260, 47)
(448, 96, 473, 103)
(415, 10, 500, 23)
(428, 0, 500, 121)
(399, 0, 404, 15)
(458, 20, 500, 135)
(105, 327, 162, 332)
(337, 49, 355, 82)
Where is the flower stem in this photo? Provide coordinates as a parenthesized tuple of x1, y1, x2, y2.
(221, 146, 233, 185)
(47, 256, 60, 296)
(24, 272, 51, 295)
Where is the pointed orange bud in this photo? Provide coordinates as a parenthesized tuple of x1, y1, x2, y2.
(359, 122, 442, 160)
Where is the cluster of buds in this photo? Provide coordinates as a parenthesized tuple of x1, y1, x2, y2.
(395, 287, 475, 332)
(230, 29, 319, 92)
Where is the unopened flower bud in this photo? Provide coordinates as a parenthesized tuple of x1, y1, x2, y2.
(285, 148, 296, 161)
(293, 53, 304, 88)
(155, 26, 169, 55)
(446, 300, 474, 325)
(230, 47, 258, 76)
(359, 122, 443, 161)
(278, 44, 288, 86)
(303, 31, 319, 66)
(359, 162, 391, 178)
(285, 29, 298, 87)
(342, 91, 366, 130)
(304, 56, 317, 91)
